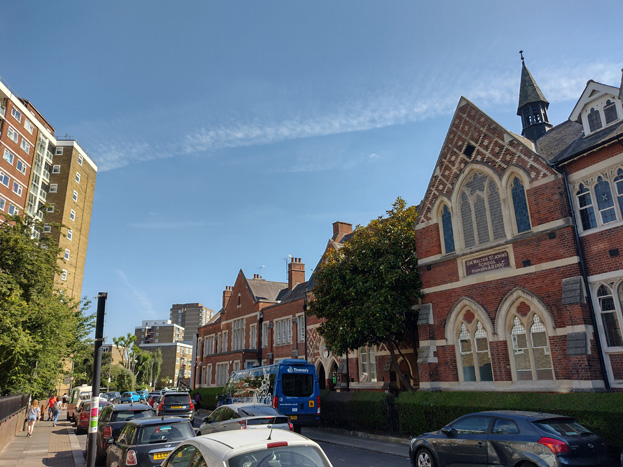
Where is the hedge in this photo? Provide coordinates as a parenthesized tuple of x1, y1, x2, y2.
(190, 387, 223, 411)
(320, 390, 623, 452)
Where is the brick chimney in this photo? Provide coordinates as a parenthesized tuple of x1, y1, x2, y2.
(253, 274, 260, 279)
(332, 221, 353, 242)
(223, 286, 232, 309)
(288, 257, 305, 290)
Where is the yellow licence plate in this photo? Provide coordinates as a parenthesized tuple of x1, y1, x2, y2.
(290, 415, 297, 420)
(153, 452, 170, 460)
(171, 405, 183, 409)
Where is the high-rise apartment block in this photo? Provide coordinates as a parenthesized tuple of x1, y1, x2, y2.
(0, 78, 97, 300)
(170, 303, 214, 342)
(135, 319, 185, 345)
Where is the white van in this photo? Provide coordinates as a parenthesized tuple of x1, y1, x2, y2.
(67, 385, 92, 422)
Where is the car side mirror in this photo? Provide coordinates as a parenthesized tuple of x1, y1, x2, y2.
(441, 426, 455, 436)
(202, 417, 209, 423)
(106, 437, 115, 445)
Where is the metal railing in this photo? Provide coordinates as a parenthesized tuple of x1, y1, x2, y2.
(0, 394, 29, 424)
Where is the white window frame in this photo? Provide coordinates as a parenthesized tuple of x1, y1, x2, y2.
(67, 229, 73, 241)
(55, 147, 63, 155)
(232, 318, 244, 351)
(43, 224, 52, 233)
(0, 172, 9, 187)
(46, 204, 55, 213)
(3, 149, 14, 164)
(249, 324, 257, 349)
(7, 204, 18, 216)
(0, 197, 5, 211)
(12, 182, 23, 197)
(72, 190, 78, 202)
(7, 126, 19, 144)
(78, 155, 83, 165)
(297, 314, 305, 343)
(11, 107, 22, 123)
(61, 270, 68, 281)
(222, 331, 228, 352)
(64, 249, 70, 260)
(70, 209, 76, 221)
(20, 139, 30, 154)
(50, 184, 58, 193)
(262, 322, 269, 348)
(572, 168, 623, 233)
(24, 119, 34, 134)
(16, 159, 26, 175)
(75, 172, 80, 183)
(52, 165, 61, 174)
(275, 318, 292, 346)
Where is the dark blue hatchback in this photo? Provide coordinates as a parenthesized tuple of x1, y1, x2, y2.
(409, 410, 608, 467)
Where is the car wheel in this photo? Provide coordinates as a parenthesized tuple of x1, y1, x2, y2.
(415, 448, 435, 467)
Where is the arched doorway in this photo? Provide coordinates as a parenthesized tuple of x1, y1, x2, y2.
(318, 363, 326, 390)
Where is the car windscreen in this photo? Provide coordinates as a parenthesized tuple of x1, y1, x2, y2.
(281, 374, 314, 397)
(138, 423, 194, 444)
(228, 445, 330, 467)
(164, 395, 190, 405)
(534, 419, 593, 437)
(112, 410, 153, 422)
(239, 406, 280, 417)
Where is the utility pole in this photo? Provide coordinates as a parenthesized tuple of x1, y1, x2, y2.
(86, 292, 107, 467)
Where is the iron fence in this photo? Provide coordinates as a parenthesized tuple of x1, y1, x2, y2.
(0, 395, 29, 424)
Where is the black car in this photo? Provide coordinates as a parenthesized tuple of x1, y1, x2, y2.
(103, 391, 122, 404)
(155, 392, 194, 422)
(409, 410, 608, 467)
(105, 417, 195, 467)
(95, 403, 155, 465)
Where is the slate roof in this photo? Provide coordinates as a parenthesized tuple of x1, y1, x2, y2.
(537, 118, 623, 165)
(246, 277, 288, 302)
(517, 62, 549, 113)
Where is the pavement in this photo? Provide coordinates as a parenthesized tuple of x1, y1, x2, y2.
(0, 407, 409, 466)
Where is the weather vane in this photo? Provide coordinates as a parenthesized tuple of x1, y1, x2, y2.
(519, 50, 525, 63)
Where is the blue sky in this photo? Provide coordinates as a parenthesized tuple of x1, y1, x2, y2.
(1, 1, 622, 341)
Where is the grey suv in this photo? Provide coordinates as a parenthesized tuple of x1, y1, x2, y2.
(155, 391, 194, 422)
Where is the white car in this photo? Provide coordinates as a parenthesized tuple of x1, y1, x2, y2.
(160, 428, 333, 467)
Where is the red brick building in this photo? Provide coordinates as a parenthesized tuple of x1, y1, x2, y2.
(414, 60, 623, 392)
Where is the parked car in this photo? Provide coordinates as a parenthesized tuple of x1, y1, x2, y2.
(103, 391, 122, 403)
(67, 385, 92, 422)
(155, 391, 194, 422)
(162, 428, 332, 467)
(105, 417, 195, 467)
(146, 393, 161, 408)
(198, 403, 292, 435)
(75, 399, 112, 435)
(95, 403, 155, 465)
(120, 391, 141, 403)
(409, 410, 609, 467)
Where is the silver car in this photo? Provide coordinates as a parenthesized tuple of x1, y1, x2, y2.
(198, 403, 292, 435)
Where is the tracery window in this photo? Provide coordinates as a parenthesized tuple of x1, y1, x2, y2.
(576, 183, 597, 231)
(604, 100, 618, 125)
(458, 320, 493, 382)
(588, 107, 603, 132)
(594, 176, 616, 224)
(615, 169, 623, 216)
(511, 177, 531, 233)
(597, 284, 623, 347)
(510, 313, 553, 381)
(441, 205, 455, 253)
(459, 172, 505, 248)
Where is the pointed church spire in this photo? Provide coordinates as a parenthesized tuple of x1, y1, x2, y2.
(517, 51, 552, 141)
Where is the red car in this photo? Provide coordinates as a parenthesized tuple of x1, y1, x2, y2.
(75, 399, 111, 435)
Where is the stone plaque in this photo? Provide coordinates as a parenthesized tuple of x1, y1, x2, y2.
(465, 251, 510, 276)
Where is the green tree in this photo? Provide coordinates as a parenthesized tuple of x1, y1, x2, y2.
(309, 197, 422, 390)
(112, 333, 137, 370)
(114, 366, 136, 393)
(135, 348, 162, 388)
(0, 215, 94, 396)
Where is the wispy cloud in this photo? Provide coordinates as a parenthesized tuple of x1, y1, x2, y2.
(116, 269, 157, 317)
(127, 220, 222, 229)
(90, 61, 621, 173)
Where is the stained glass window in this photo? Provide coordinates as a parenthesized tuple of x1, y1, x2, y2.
(588, 108, 603, 132)
(595, 176, 617, 224)
(441, 205, 455, 253)
(512, 177, 531, 233)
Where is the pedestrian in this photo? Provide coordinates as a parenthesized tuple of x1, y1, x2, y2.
(61, 393, 68, 409)
(25, 400, 40, 437)
(51, 397, 62, 426)
(194, 392, 201, 413)
(46, 394, 57, 421)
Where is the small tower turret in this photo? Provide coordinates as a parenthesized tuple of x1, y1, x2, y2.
(517, 51, 552, 141)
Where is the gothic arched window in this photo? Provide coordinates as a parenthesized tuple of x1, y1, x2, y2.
(597, 285, 623, 347)
(510, 313, 553, 381)
(594, 176, 616, 224)
(576, 183, 597, 231)
(460, 172, 505, 248)
(441, 205, 455, 253)
(588, 107, 603, 132)
(615, 169, 623, 217)
(511, 177, 531, 233)
(458, 320, 493, 382)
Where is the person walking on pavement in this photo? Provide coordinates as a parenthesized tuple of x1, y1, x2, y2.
(25, 400, 40, 437)
(51, 397, 62, 426)
(194, 392, 201, 413)
(46, 394, 57, 421)
(61, 393, 68, 409)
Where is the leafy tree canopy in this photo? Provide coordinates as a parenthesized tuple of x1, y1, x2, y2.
(0, 215, 94, 396)
(308, 197, 422, 390)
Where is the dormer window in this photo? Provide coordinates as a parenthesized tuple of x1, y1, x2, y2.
(604, 100, 618, 125)
(588, 108, 603, 132)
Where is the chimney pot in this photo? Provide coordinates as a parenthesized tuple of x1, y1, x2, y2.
(288, 257, 305, 290)
(332, 221, 353, 242)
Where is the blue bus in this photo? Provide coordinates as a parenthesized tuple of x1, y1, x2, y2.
(221, 359, 320, 430)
